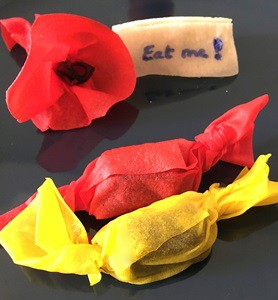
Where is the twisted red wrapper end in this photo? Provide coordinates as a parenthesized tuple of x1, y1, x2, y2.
(195, 94, 269, 171)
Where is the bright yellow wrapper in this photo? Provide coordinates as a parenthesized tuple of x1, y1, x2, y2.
(0, 154, 277, 285)
(0, 179, 102, 285)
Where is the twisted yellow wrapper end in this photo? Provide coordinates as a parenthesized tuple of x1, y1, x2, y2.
(0, 155, 277, 286)
(0, 178, 102, 286)
(213, 154, 277, 220)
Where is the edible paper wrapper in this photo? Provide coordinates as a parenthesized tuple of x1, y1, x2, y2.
(112, 17, 238, 77)
(61, 95, 268, 218)
(0, 95, 269, 228)
(0, 155, 277, 285)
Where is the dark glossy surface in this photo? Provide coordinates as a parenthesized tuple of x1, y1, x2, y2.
(0, 1, 277, 299)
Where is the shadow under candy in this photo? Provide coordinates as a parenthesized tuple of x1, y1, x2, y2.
(93, 255, 211, 297)
(19, 253, 211, 296)
(36, 101, 138, 172)
(20, 267, 95, 293)
(130, 75, 237, 109)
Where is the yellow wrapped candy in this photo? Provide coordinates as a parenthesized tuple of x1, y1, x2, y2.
(0, 155, 277, 286)
(93, 154, 278, 284)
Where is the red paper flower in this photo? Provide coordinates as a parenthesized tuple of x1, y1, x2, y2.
(0, 95, 268, 228)
(0, 14, 136, 131)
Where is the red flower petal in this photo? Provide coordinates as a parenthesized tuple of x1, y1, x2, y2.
(7, 59, 66, 122)
(0, 17, 31, 52)
(32, 91, 90, 131)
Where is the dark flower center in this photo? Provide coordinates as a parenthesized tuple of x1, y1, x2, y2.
(54, 59, 95, 86)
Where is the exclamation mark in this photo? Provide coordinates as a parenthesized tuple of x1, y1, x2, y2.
(213, 38, 223, 60)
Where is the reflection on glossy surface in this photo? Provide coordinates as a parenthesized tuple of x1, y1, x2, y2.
(218, 205, 278, 242)
(128, 0, 174, 21)
(36, 102, 138, 172)
(130, 75, 237, 109)
(20, 267, 94, 293)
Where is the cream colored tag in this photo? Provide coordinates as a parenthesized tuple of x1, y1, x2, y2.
(112, 17, 238, 78)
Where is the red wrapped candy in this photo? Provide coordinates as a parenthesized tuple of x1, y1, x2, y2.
(62, 95, 268, 218)
(0, 14, 136, 131)
(0, 95, 268, 228)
